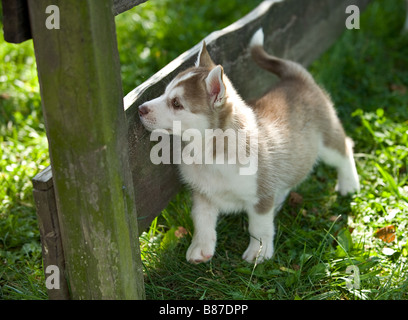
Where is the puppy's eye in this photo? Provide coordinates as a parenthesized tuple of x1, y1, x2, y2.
(171, 98, 183, 110)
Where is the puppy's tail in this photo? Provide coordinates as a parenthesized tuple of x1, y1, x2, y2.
(249, 28, 312, 82)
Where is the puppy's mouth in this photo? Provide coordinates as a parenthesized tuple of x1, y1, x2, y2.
(140, 120, 157, 132)
(139, 116, 173, 134)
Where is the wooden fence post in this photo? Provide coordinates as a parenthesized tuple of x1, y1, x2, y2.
(32, 166, 70, 300)
(28, 0, 145, 299)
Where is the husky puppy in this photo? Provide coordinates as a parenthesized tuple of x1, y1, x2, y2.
(138, 28, 360, 264)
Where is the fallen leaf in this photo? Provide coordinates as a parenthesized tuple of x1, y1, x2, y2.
(0, 93, 10, 100)
(288, 192, 303, 208)
(374, 225, 396, 243)
(174, 226, 188, 239)
(389, 83, 407, 95)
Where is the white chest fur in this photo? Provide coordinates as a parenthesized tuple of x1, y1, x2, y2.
(179, 162, 258, 213)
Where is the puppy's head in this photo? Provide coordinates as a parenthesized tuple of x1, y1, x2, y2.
(138, 42, 228, 135)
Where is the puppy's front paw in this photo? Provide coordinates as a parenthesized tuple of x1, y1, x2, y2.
(335, 179, 360, 196)
(186, 238, 215, 264)
(242, 238, 274, 264)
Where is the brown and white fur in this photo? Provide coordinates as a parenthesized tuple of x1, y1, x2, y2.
(138, 28, 360, 264)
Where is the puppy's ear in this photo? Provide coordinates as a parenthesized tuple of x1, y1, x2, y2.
(196, 41, 216, 69)
(205, 65, 226, 108)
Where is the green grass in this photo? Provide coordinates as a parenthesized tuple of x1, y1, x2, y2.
(0, 6, 49, 298)
(1, 0, 408, 300)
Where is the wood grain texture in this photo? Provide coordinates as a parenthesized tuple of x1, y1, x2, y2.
(112, 0, 148, 15)
(29, 0, 144, 300)
(33, 174, 70, 300)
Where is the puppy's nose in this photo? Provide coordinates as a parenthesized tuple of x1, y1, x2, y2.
(138, 104, 150, 116)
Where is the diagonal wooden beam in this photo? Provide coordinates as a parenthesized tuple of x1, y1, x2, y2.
(112, 0, 149, 15)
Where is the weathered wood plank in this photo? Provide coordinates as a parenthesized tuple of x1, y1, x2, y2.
(28, 0, 144, 299)
(112, 0, 148, 15)
(33, 167, 70, 300)
(1, 0, 31, 43)
(126, 111, 182, 231)
(32, 165, 53, 191)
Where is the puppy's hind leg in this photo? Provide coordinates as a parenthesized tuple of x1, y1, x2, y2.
(319, 137, 360, 196)
(243, 188, 290, 263)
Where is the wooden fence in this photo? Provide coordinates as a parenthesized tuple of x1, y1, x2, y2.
(2, 0, 370, 299)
